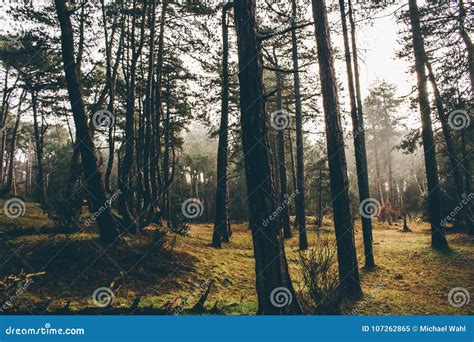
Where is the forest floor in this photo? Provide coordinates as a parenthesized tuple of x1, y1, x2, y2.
(0, 200, 473, 315)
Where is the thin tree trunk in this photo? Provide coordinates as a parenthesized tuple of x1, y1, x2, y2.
(212, 3, 233, 247)
(316, 165, 323, 228)
(461, 130, 472, 234)
(275, 64, 292, 240)
(54, 0, 118, 243)
(31, 90, 47, 207)
(119, 0, 148, 234)
(233, 0, 302, 314)
(290, 0, 308, 248)
(459, 0, 474, 93)
(0, 67, 11, 185)
(151, 0, 168, 224)
(101, 0, 123, 195)
(143, 0, 157, 223)
(0, 89, 24, 198)
(312, 0, 362, 296)
(408, 0, 448, 250)
(340, 0, 375, 269)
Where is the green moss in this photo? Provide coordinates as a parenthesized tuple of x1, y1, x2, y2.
(0, 203, 472, 315)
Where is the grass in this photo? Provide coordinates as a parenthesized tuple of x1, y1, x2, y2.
(0, 200, 473, 315)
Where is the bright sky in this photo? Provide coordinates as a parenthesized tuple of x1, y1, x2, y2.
(356, 14, 412, 99)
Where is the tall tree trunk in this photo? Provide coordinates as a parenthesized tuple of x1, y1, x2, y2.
(233, 0, 302, 314)
(163, 85, 171, 225)
(150, 0, 168, 223)
(143, 0, 157, 223)
(425, 58, 474, 234)
(459, 0, 474, 93)
(31, 90, 47, 207)
(0, 67, 11, 185)
(408, 0, 448, 250)
(275, 64, 292, 240)
(290, 0, 308, 248)
(312, 0, 362, 296)
(287, 129, 297, 199)
(339, 0, 375, 269)
(54, 0, 118, 243)
(101, 0, 123, 195)
(0, 90, 24, 198)
(119, 0, 148, 234)
(212, 3, 233, 247)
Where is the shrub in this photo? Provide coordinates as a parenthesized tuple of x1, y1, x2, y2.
(297, 236, 340, 313)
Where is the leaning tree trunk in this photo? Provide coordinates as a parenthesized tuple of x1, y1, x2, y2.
(425, 58, 474, 234)
(54, 0, 118, 243)
(340, 0, 375, 269)
(233, 0, 302, 314)
(312, 0, 362, 296)
(408, 0, 448, 250)
(290, 0, 308, 248)
(212, 3, 233, 247)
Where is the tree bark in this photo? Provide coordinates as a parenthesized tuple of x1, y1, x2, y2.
(54, 0, 118, 243)
(233, 0, 302, 314)
(150, 0, 168, 224)
(312, 0, 362, 296)
(339, 0, 375, 269)
(212, 3, 233, 247)
(290, 0, 308, 248)
(0, 89, 24, 198)
(340, 0, 375, 269)
(408, 0, 448, 250)
(275, 64, 292, 241)
(31, 90, 47, 208)
(119, 0, 148, 234)
(459, 0, 474, 93)
(143, 0, 157, 223)
(425, 58, 474, 234)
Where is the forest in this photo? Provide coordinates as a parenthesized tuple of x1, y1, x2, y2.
(0, 0, 472, 316)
